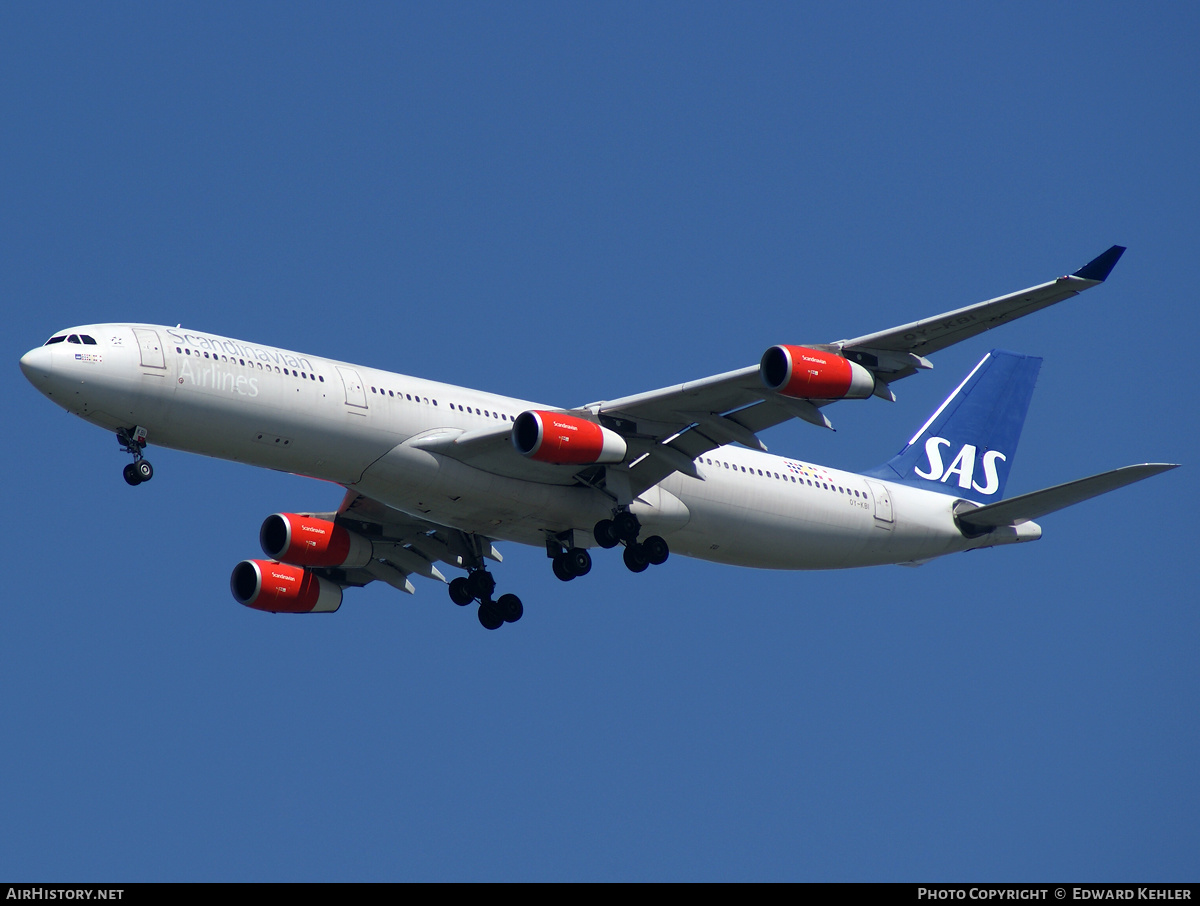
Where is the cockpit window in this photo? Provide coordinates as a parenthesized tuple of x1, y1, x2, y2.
(44, 336, 67, 345)
(67, 335, 81, 344)
(81, 335, 97, 345)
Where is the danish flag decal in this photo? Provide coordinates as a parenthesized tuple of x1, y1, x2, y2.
(863, 349, 1041, 503)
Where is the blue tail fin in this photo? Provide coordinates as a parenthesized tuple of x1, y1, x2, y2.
(863, 349, 1041, 502)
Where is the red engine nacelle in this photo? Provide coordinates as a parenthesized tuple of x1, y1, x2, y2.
(259, 513, 373, 569)
(512, 410, 628, 464)
(760, 345, 875, 400)
(230, 559, 343, 614)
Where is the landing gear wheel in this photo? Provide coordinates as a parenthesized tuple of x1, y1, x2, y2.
(448, 577, 474, 606)
(614, 511, 640, 543)
(552, 556, 574, 582)
(565, 547, 592, 577)
(623, 543, 649, 573)
(498, 593, 523, 623)
(593, 518, 620, 549)
(477, 603, 504, 630)
(466, 570, 496, 600)
(643, 535, 669, 566)
(117, 427, 151, 486)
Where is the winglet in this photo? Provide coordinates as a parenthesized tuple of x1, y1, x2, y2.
(1072, 245, 1126, 282)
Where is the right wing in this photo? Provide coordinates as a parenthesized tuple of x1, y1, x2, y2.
(302, 490, 504, 595)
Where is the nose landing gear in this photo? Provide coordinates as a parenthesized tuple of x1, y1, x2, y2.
(118, 427, 154, 486)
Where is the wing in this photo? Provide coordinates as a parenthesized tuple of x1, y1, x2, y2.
(836, 245, 1126, 381)
(425, 247, 1126, 499)
(302, 490, 503, 594)
(587, 246, 1127, 493)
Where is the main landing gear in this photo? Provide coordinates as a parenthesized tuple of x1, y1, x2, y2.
(592, 511, 669, 574)
(118, 427, 154, 486)
(447, 568, 523, 631)
(546, 530, 593, 582)
(546, 512, 670, 583)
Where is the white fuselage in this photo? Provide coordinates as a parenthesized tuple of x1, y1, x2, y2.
(19, 323, 1040, 571)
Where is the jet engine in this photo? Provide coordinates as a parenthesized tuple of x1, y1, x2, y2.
(230, 559, 343, 613)
(760, 345, 875, 400)
(258, 513, 373, 569)
(512, 410, 627, 464)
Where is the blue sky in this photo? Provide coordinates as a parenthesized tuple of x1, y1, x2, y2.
(3, 3, 1196, 881)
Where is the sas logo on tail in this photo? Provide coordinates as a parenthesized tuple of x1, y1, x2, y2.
(913, 437, 1006, 495)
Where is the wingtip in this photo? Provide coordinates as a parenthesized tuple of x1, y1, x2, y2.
(1072, 245, 1126, 282)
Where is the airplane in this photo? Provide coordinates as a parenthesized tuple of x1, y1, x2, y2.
(18, 245, 1178, 630)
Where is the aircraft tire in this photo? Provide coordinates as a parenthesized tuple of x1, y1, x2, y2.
(614, 511, 640, 543)
(123, 463, 141, 486)
(566, 547, 592, 577)
(478, 603, 504, 630)
(593, 519, 620, 549)
(498, 593, 523, 623)
(643, 535, 669, 566)
(449, 577, 474, 606)
(135, 460, 154, 482)
(552, 556, 574, 582)
(467, 570, 495, 600)
(623, 543, 649, 573)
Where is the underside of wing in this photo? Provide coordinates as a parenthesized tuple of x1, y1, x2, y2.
(302, 489, 503, 593)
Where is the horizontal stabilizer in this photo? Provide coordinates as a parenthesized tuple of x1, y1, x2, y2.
(955, 463, 1179, 530)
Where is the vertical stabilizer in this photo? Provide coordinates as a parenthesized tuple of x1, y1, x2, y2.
(863, 349, 1041, 502)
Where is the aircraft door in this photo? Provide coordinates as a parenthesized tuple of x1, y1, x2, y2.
(133, 328, 166, 369)
(336, 366, 368, 409)
(864, 480, 894, 528)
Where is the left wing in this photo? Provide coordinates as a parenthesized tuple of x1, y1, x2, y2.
(427, 247, 1126, 498)
(836, 245, 1126, 381)
(585, 246, 1128, 494)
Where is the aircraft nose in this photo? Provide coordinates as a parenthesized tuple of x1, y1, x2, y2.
(19, 345, 54, 391)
